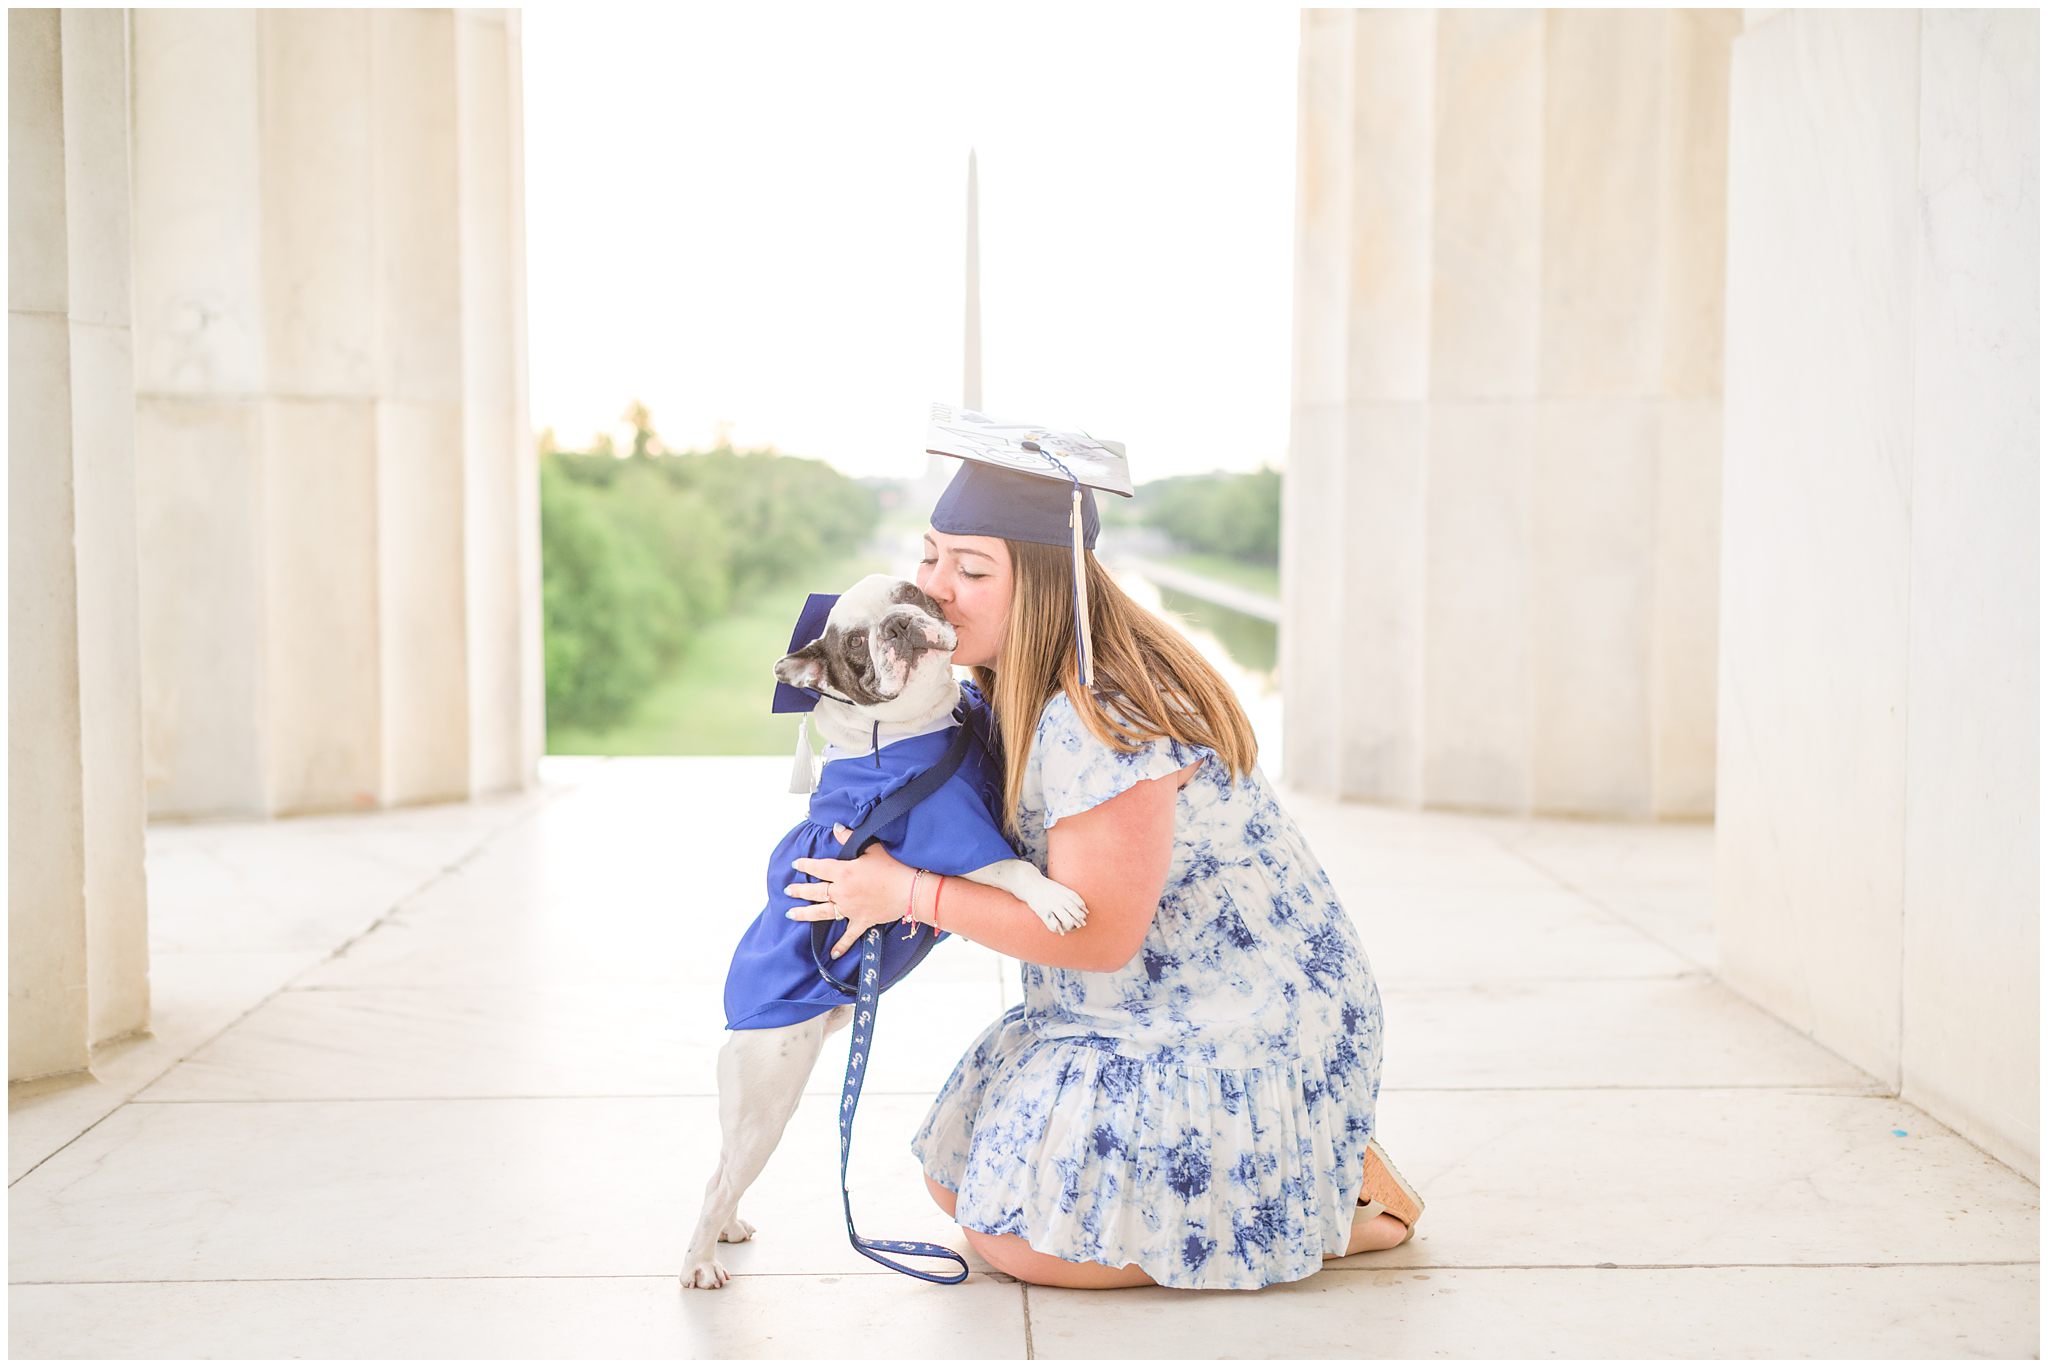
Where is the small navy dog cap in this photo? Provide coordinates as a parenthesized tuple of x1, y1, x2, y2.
(770, 591, 841, 714)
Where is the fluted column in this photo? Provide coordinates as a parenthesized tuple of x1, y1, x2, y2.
(131, 8, 541, 818)
(1282, 9, 1739, 819)
(9, 8, 150, 1078)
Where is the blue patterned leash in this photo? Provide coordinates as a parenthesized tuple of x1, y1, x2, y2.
(835, 925, 968, 1282)
(816, 717, 974, 1283)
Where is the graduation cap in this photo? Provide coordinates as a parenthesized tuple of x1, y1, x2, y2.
(772, 592, 840, 715)
(926, 403, 1132, 688)
(773, 591, 839, 793)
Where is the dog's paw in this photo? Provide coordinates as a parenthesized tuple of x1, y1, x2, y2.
(1023, 880, 1088, 934)
(681, 1257, 731, 1290)
(719, 1216, 756, 1244)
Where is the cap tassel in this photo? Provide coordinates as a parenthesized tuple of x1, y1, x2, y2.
(788, 718, 817, 795)
(1069, 485, 1093, 688)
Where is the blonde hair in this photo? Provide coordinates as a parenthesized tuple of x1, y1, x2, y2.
(970, 540, 1259, 838)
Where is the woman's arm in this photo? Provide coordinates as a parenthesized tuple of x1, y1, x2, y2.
(787, 759, 1201, 973)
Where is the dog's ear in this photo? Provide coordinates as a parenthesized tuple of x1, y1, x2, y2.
(774, 639, 830, 692)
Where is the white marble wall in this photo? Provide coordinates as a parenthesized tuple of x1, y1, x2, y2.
(1720, 9, 2039, 1179)
(130, 9, 542, 818)
(1283, 10, 1739, 817)
(9, 9, 151, 1078)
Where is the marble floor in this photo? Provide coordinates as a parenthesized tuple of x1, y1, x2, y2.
(9, 757, 2039, 1358)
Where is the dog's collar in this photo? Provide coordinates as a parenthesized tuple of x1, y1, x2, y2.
(817, 709, 957, 768)
(806, 682, 968, 768)
(794, 688, 884, 765)
(793, 685, 861, 709)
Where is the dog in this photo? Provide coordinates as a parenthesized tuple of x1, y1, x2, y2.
(681, 573, 1089, 1290)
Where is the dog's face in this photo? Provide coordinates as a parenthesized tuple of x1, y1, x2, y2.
(773, 574, 959, 711)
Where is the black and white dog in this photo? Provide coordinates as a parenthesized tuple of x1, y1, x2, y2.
(681, 574, 1088, 1290)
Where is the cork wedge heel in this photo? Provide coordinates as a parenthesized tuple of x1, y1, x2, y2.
(1355, 1137, 1424, 1245)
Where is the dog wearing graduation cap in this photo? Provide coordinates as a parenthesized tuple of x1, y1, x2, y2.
(683, 572, 1089, 1291)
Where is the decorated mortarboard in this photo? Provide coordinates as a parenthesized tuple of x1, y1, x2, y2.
(926, 402, 1132, 688)
(772, 591, 839, 793)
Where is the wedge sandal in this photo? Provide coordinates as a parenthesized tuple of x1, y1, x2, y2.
(1356, 1136, 1424, 1244)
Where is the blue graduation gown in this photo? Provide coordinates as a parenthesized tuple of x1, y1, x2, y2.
(723, 689, 1017, 1031)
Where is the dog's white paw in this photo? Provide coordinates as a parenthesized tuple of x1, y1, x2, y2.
(682, 1257, 731, 1290)
(719, 1216, 756, 1244)
(1023, 881, 1088, 934)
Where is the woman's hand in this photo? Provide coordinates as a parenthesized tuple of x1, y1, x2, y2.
(786, 823, 916, 958)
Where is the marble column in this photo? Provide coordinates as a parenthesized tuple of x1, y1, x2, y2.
(1283, 9, 1739, 819)
(9, 8, 151, 1078)
(130, 9, 541, 818)
(1719, 9, 2038, 1180)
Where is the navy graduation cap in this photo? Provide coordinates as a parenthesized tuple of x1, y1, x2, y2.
(925, 403, 1132, 687)
(773, 591, 838, 793)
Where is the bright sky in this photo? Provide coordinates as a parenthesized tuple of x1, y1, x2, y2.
(521, 5, 1298, 482)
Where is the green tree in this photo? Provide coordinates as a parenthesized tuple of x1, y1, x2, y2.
(1139, 467, 1281, 563)
(540, 459, 673, 728)
(536, 424, 879, 734)
(622, 399, 664, 461)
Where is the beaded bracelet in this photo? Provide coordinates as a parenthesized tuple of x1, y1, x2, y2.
(931, 874, 946, 934)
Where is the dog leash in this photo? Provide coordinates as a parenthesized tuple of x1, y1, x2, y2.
(818, 716, 975, 1283)
(833, 930, 968, 1282)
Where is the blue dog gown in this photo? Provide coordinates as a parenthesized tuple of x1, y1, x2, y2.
(723, 684, 1019, 1031)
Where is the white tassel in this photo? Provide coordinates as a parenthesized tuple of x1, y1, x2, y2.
(1070, 486, 1093, 688)
(788, 717, 817, 795)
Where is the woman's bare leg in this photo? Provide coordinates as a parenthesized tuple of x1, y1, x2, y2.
(924, 1173, 958, 1218)
(1340, 1210, 1412, 1255)
(971, 1231, 1158, 1289)
(923, 1156, 1409, 1284)
(923, 1175, 1156, 1288)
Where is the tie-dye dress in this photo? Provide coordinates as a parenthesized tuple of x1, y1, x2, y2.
(909, 691, 1387, 1290)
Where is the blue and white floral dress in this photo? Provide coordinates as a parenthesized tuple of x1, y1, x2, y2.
(910, 692, 1386, 1290)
